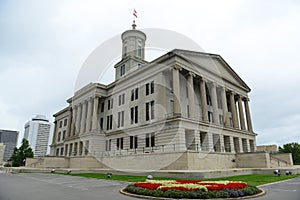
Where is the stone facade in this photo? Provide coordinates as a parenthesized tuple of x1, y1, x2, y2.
(49, 22, 261, 170)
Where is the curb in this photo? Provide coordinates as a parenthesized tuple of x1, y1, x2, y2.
(120, 188, 266, 200)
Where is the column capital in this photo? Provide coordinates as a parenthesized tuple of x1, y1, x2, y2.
(200, 77, 208, 83)
(242, 96, 250, 101)
(188, 71, 196, 77)
(172, 64, 182, 71)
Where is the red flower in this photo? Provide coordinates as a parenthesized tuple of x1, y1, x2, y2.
(134, 182, 162, 190)
(175, 180, 201, 184)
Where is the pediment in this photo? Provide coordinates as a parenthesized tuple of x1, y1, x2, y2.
(171, 49, 250, 92)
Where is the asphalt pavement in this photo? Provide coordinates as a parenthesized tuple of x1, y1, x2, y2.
(0, 172, 299, 200)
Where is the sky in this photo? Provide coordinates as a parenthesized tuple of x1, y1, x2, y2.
(0, 0, 299, 148)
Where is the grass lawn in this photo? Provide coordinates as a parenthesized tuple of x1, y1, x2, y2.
(57, 172, 300, 186)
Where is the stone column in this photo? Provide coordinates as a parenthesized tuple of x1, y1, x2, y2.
(70, 107, 76, 136)
(207, 133, 214, 151)
(80, 101, 87, 134)
(172, 65, 181, 116)
(229, 136, 235, 153)
(194, 130, 201, 151)
(246, 139, 251, 152)
(200, 78, 209, 122)
(210, 83, 220, 124)
(229, 92, 239, 129)
(92, 96, 99, 131)
(238, 138, 244, 153)
(75, 104, 82, 135)
(187, 72, 195, 118)
(66, 109, 72, 138)
(220, 135, 225, 152)
(221, 88, 230, 127)
(238, 95, 246, 130)
(86, 98, 92, 132)
(244, 98, 253, 132)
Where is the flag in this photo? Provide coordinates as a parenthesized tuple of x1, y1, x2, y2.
(133, 9, 137, 18)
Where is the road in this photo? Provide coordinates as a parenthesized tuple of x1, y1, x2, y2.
(0, 172, 299, 200)
(0, 172, 134, 200)
(254, 177, 300, 200)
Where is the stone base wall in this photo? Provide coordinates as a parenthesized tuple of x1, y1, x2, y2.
(26, 151, 293, 170)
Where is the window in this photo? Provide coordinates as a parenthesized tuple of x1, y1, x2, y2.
(106, 139, 111, 151)
(62, 130, 66, 140)
(59, 121, 62, 128)
(138, 45, 142, 57)
(130, 136, 138, 149)
(106, 115, 113, 130)
(101, 102, 105, 112)
(56, 148, 60, 156)
(187, 105, 190, 118)
(107, 98, 113, 110)
(60, 148, 64, 156)
(57, 132, 61, 142)
(146, 133, 155, 147)
(146, 81, 154, 96)
(117, 111, 124, 128)
(118, 94, 125, 106)
(131, 106, 138, 124)
(208, 111, 214, 123)
(219, 114, 224, 125)
(146, 101, 155, 121)
(131, 88, 138, 101)
(150, 81, 154, 94)
(64, 119, 68, 126)
(124, 46, 127, 57)
(146, 83, 149, 95)
(120, 65, 125, 76)
(117, 138, 123, 150)
(100, 118, 103, 130)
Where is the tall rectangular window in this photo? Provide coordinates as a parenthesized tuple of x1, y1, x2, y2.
(134, 106, 138, 123)
(100, 117, 103, 130)
(101, 102, 105, 112)
(119, 94, 125, 106)
(130, 136, 138, 149)
(108, 99, 113, 110)
(138, 45, 142, 57)
(120, 65, 125, 76)
(117, 138, 123, 150)
(146, 101, 155, 121)
(106, 115, 113, 130)
(150, 81, 154, 94)
(131, 106, 138, 124)
(135, 88, 138, 100)
(106, 139, 111, 151)
(131, 88, 139, 101)
(117, 111, 124, 128)
(146, 83, 150, 96)
(146, 133, 155, 147)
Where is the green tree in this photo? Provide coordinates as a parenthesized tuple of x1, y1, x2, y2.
(10, 138, 34, 167)
(278, 142, 300, 165)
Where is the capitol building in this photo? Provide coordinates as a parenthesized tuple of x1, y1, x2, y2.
(27, 22, 293, 170)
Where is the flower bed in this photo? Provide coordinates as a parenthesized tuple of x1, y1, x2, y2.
(125, 179, 261, 199)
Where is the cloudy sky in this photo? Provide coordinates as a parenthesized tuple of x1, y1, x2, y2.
(0, 0, 299, 147)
